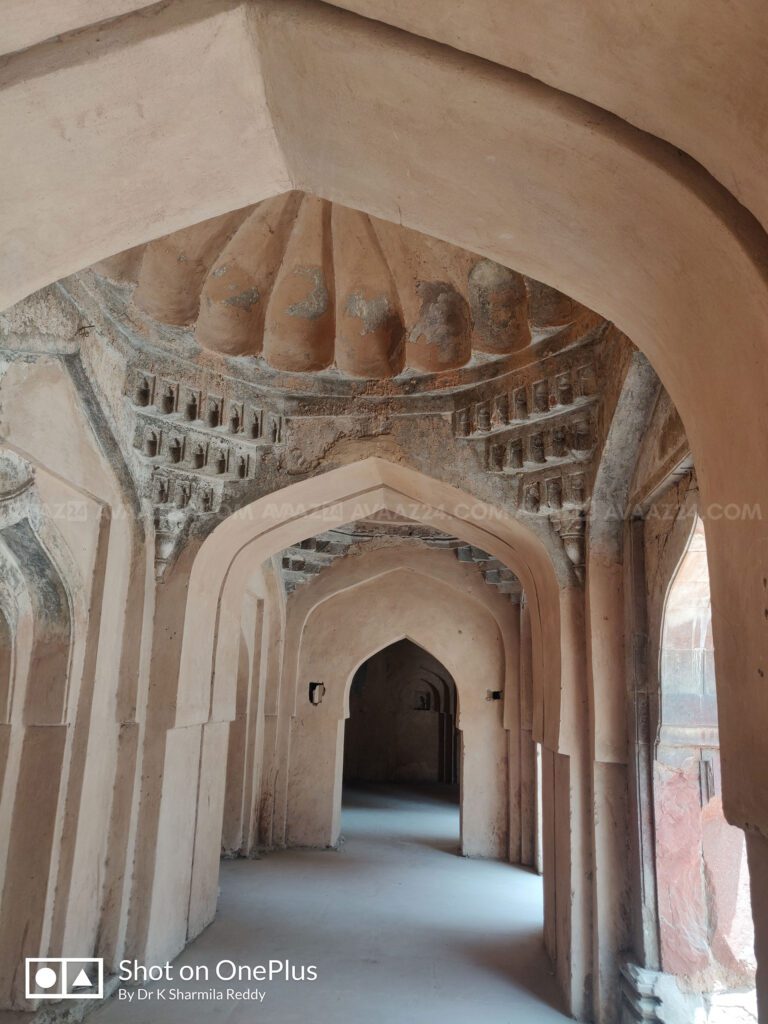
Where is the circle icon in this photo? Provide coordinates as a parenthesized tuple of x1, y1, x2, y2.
(34, 967, 57, 990)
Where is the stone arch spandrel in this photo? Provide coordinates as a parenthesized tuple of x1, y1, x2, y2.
(304, 568, 502, 722)
(0, 0, 291, 308)
(5, 0, 768, 248)
(327, 0, 768, 235)
(2, 0, 767, 327)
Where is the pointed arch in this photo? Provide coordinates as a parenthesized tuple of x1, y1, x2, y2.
(177, 457, 562, 747)
(284, 565, 509, 857)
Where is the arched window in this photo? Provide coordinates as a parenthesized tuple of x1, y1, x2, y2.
(654, 516, 756, 1003)
(659, 518, 716, 737)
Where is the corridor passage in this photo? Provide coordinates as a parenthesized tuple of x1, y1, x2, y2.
(93, 785, 568, 1024)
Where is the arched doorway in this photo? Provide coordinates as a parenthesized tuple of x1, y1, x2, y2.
(98, 486, 569, 1023)
(344, 640, 459, 789)
(205, 574, 564, 1023)
(342, 640, 461, 850)
(283, 562, 514, 860)
(132, 457, 578, 994)
(654, 515, 756, 1013)
(154, 461, 576, 1001)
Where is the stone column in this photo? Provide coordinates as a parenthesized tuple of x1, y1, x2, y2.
(519, 599, 538, 868)
(124, 538, 202, 965)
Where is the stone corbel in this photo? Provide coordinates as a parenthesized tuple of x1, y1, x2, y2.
(550, 509, 586, 584)
(152, 506, 192, 582)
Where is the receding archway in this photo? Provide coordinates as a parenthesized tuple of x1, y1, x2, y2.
(4, 0, 768, 888)
(344, 643, 462, 860)
(8, 18, 768, 833)
(342, 640, 461, 854)
(175, 538, 565, 1023)
(344, 639, 459, 788)
(285, 566, 510, 859)
(139, 458, 590, 1012)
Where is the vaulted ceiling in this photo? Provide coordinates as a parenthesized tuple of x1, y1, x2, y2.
(92, 191, 600, 384)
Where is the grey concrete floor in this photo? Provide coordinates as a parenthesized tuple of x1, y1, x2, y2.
(92, 784, 570, 1024)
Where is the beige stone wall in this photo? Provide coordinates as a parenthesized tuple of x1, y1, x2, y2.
(0, 357, 143, 1007)
(2, 5, 768, 1016)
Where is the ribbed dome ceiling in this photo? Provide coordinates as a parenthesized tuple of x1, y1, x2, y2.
(94, 191, 598, 380)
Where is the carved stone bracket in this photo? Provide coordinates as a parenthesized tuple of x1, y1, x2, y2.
(550, 509, 586, 584)
(152, 506, 193, 582)
(147, 460, 225, 580)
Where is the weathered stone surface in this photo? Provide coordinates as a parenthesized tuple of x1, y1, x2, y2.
(89, 192, 597, 381)
(1, 6, 768, 1020)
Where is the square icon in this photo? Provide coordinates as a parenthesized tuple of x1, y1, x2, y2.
(65, 959, 103, 998)
(26, 959, 63, 999)
(25, 958, 104, 1000)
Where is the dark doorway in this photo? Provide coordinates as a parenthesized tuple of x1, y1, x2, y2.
(343, 639, 459, 786)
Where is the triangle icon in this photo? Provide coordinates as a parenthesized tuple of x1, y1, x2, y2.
(72, 969, 92, 989)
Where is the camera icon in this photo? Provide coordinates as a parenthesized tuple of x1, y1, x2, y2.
(25, 958, 104, 1000)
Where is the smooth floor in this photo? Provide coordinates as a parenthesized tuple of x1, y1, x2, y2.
(92, 784, 569, 1024)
